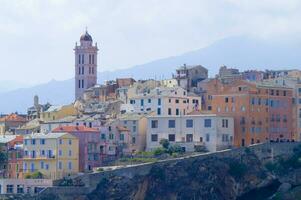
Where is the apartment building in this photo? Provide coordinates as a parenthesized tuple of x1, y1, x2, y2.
(41, 104, 77, 122)
(52, 126, 102, 172)
(146, 114, 234, 152)
(23, 133, 79, 180)
(122, 87, 201, 116)
(0, 114, 27, 135)
(198, 79, 293, 146)
(0, 135, 23, 179)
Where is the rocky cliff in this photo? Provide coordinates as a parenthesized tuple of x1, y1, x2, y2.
(14, 143, 301, 200)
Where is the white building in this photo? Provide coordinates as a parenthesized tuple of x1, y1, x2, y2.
(0, 179, 52, 194)
(146, 114, 234, 152)
(122, 87, 201, 115)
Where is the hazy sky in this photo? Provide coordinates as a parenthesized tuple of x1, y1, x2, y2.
(0, 0, 301, 85)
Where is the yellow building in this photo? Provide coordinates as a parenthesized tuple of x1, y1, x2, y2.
(23, 132, 79, 180)
(41, 104, 77, 122)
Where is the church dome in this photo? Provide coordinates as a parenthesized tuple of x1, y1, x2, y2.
(80, 31, 93, 41)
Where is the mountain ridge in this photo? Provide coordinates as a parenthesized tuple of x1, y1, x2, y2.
(1, 35, 301, 113)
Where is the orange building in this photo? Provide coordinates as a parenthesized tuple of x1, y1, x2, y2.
(0, 114, 27, 134)
(199, 79, 293, 146)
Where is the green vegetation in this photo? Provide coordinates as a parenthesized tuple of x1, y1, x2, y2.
(25, 171, 44, 179)
(228, 161, 247, 179)
(0, 151, 7, 163)
(159, 139, 170, 149)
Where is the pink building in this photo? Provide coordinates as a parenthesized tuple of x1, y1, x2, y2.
(52, 126, 101, 172)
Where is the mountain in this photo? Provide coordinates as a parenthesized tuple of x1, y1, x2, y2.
(1, 35, 301, 113)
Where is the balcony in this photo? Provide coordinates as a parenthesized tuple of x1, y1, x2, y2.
(23, 155, 56, 160)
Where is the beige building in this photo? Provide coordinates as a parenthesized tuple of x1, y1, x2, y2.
(41, 104, 77, 122)
(146, 114, 234, 152)
(122, 87, 201, 116)
(23, 132, 79, 180)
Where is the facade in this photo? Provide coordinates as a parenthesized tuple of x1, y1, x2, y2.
(117, 113, 148, 152)
(15, 119, 42, 135)
(123, 87, 201, 116)
(174, 64, 208, 92)
(41, 104, 77, 122)
(74, 30, 98, 99)
(0, 135, 23, 179)
(146, 115, 234, 152)
(23, 133, 79, 180)
(198, 79, 293, 147)
(0, 179, 52, 194)
(0, 114, 27, 135)
(52, 126, 102, 172)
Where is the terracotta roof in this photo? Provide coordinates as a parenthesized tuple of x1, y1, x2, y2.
(52, 125, 99, 133)
(0, 113, 27, 122)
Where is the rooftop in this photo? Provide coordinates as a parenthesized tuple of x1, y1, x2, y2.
(0, 113, 27, 122)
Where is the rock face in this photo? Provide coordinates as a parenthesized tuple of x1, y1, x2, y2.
(33, 143, 301, 200)
(87, 151, 272, 200)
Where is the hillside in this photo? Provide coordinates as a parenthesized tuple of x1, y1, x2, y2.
(1, 36, 301, 113)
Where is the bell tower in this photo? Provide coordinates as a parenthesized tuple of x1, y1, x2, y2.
(74, 29, 98, 100)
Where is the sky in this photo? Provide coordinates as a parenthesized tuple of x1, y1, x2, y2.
(1, 0, 301, 85)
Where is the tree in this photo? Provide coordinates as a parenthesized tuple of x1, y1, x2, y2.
(0, 151, 7, 163)
(159, 139, 170, 149)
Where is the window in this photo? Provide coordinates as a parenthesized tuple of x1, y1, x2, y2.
(157, 108, 161, 115)
(225, 97, 229, 103)
(40, 161, 44, 169)
(151, 134, 158, 142)
(82, 80, 84, 88)
(59, 161, 62, 169)
(168, 120, 176, 128)
(148, 99, 151, 103)
(176, 109, 179, 115)
(132, 137, 136, 144)
(169, 99, 171, 103)
(186, 134, 193, 142)
(31, 139, 36, 145)
(68, 139, 72, 145)
(59, 150, 62, 156)
(140, 99, 144, 106)
(82, 54, 84, 64)
(206, 134, 210, 142)
(120, 134, 124, 141)
(17, 185, 24, 194)
(78, 54, 81, 64)
(151, 120, 158, 128)
(31, 151, 36, 158)
(175, 99, 179, 103)
(101, 134, 106, 139)
(40, 139, 45, 145)
(82, 67, 84, 74)
(109, 134, 114, 140)
(59, 139, 63, 145)
(186, 119, 193, 128)
(132, 126, 136, 132)
(204, 119, 211, 128)
(24, 139, 28, 145)
(168, 108, 172, 115)
(69, 150, 72, 157)
(241, 106, 246, 112)
(158, 98, 161, 105)
(6, 185, 13, 193)
(168, 134, 175, 142)
(222, 119, 228, 128)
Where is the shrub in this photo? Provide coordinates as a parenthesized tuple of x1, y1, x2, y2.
(153, 147, 166, 156)
(159, 139, 170, 149)
(25, 171, 44, 179)
(168, 144, 184, 155)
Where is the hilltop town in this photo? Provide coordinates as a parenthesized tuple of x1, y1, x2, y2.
(0, 31, 301, 197)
